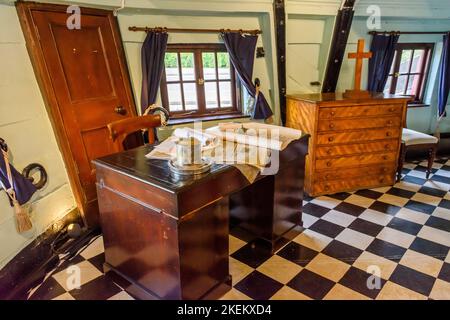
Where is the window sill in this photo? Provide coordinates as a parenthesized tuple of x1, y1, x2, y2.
(407, 103, 430, 108)
(167, 113, 250, 126)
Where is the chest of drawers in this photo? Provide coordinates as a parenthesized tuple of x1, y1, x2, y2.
(286, 92, 409, 197)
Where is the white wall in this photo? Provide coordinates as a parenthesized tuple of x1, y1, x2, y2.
(0, 3, 75, 269)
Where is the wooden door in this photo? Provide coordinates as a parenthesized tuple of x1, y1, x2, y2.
(17, 3, 137, 227)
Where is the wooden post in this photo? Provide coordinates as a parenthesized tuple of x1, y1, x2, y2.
(274, 0, 287, 125)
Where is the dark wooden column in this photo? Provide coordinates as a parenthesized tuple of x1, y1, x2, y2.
(322, 0, 356, 93)
(274, 0, 287, 125)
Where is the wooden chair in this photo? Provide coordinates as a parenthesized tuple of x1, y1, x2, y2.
(107, 115, 162, 152)
(397, 128, 439, 181)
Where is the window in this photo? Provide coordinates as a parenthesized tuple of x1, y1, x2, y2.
(160, 44, 240, 118)
(384, 43, 434, 104)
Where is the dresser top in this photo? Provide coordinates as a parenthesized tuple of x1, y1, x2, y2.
(287, 92, 411, 104)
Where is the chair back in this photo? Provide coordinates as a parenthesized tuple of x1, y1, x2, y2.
(108, 115, 161, 152)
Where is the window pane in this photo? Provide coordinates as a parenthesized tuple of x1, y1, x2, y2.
(183, 83, 198, 110)
(219, 81, 232, 107)
(217, 52, 231, 80)
(180, 52, 195, 81)
(389, 52, 397, 74)
(202, 52, 216, 80)
(384, 76, 393, 94)
(406, 74, 422, 97)
(411, 50, 425, 73)
(165, 52, 179, 82)
(167, 83, 183, 111)
(395, 75, 408, 94)
(399, 50, 412, 73)
(205, 82, 219, 109)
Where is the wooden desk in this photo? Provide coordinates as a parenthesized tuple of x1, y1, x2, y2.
(93, 136, 309, 300)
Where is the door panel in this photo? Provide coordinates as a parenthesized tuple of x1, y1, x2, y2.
(24, 6, 137, 226)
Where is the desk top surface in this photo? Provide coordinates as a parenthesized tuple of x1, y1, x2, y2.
(93, 144, 232, 193)
(286, 92, 412, 104)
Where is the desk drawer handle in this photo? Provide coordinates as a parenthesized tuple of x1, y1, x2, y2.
(328, 137, 334, 142)
(330, 111, 336, 117)
(382, 155, 388, 160)
(389, 107, 395, 112)
(386, 132, 392, 137)
(384, 144, 390, 150)
(329, 123, 335, 129)
(324, 185, 330, 191)
(327, 149, 333, 155)
(326, 161, 332, 167)
(379, 178, 385, 183)
(382, 168, 388, 173)
(387, 120, 393, 125)
(325, 174, 332, 179)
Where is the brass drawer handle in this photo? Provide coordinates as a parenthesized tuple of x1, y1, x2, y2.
(386, 131, 392, 137)
(382, 155, 388, 160)
(329, 123, 335, 129)
(387, 120, 393, 125)
(389, 107, 395, 112)
(326, 149, 333, 155)
(330, 111, 336, 116)
(384, 144, 390, 150)
(326, 161, 332, 167)
(324, 185, 330, 191)
(379, 178, 385, 183)
(328, 137, 334, 142)
(325, 174, 332, 179)
(382, 168, 388, 173)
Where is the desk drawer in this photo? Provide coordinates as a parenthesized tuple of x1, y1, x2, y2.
(318, 116, 402, 132)
(319, 104, 403, 119)
(316, 140, 399, 158)
(317, 128, 401, 145)
(315, 152, 397, 170)
(313, 174, 395, 195)
(314, 165, 395, 182)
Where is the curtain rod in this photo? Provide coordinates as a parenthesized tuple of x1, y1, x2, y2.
(369, 31, 448, 35)
(128, 26, 262, 35)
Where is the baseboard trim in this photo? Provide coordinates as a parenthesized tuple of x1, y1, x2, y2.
(0, 208, 92, 300)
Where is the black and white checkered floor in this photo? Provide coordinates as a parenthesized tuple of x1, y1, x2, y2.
(29, 159, 450, 300)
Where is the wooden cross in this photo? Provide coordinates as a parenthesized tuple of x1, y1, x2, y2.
(348, 39, 372, 92)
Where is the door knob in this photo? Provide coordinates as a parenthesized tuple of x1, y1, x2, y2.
(115, 106, 127, 115)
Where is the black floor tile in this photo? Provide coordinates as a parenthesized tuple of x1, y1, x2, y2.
(431, 174, 450, 185)
(339, 266, 386, 299)
(287, 269, 335, 300)
(234, 271, 283, 300)
(369, 201, 401, 215)
(231, 241, 273, 269)
(418, 186, 448, 198)
(321, 240, 363, 264)
(348, 218, 384, 237)
(354, 189, 383, 200)
(309, 220, 345, 239)
(277, 242, 319, 267)
(438, 263, 450, 282)
(334, 202, 366, 217)
(413, 165, 437, 174)
(302, 203, 331, 218)
(403, 175, 427, 185)
(438, 199, 450, 210)
(69, 275, 122, 300)
(386, 217, 423, 236)
(425, 216, 450, 233)
(328, 193, 352, 201)
(404, 200, 436, 215)
(29, 277, 67, 300)
(88, 253, 105, 273)
(409, 237, 449, 261)
(366, 239, 407, 261)
(389, 265, 436, 296)
(386, 187, 415, 199)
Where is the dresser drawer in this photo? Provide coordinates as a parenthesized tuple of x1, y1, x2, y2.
(314, 165, 395, 182)
(316, 139, 399, 158)
(313, 174, 395, 195)
(319, 104, 403, 119)
(317, 128, 401, 145)
(318, 116, 402, 132)
(316, 152, 397, 170)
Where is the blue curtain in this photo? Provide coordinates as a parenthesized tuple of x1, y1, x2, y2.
(438, 32, 450, 117)
(221, 32, 273, 120)
(141, 31, 168, 114)
(0, 151, 36, 206)
(368, 34, 399, 92)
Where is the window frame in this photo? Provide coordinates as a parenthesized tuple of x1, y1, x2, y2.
(385, 43, 434, 104)
(160, 43, 242, 119)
